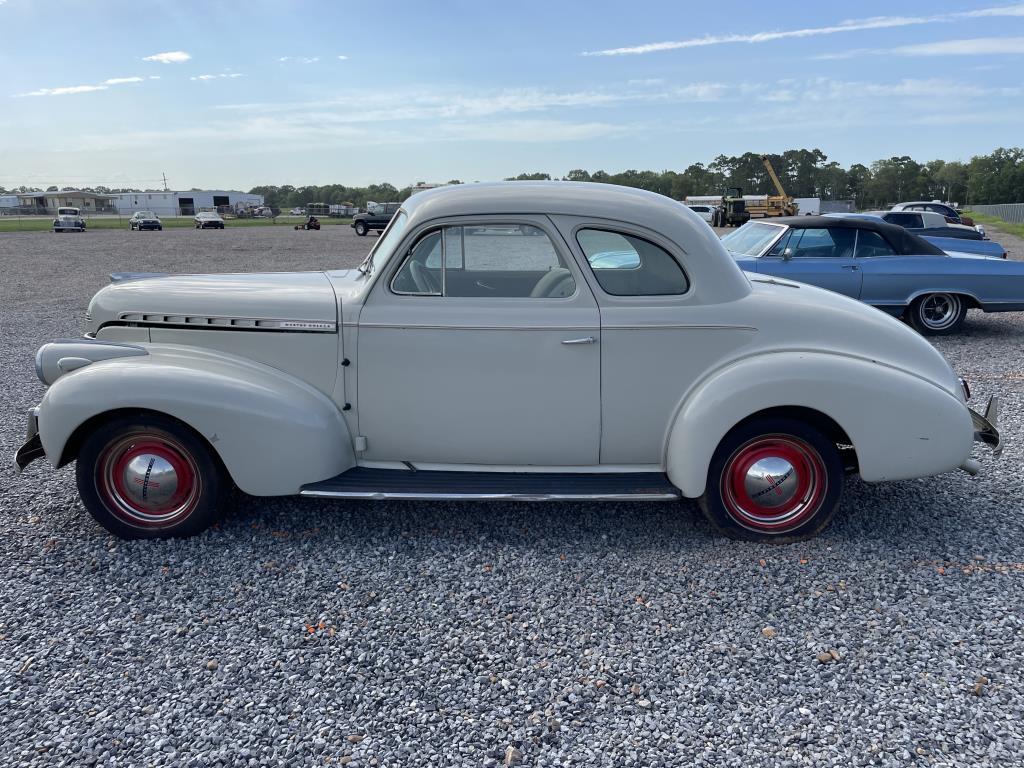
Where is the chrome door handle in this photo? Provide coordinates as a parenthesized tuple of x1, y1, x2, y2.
(841, 264, 860, 271)
(562, 336, 596, 345)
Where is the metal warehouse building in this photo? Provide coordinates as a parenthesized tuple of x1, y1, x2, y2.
(111, 190, 264, 216)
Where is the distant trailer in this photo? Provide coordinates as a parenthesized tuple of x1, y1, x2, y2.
(794, 197, 821, 215)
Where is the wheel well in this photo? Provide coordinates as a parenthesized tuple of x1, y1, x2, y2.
(731, 406, 859, 473)
(908, 292, 979, 311)
(58, 408, 228, 478)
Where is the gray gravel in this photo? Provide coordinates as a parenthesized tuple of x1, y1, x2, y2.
(2, 224, 1024, 767)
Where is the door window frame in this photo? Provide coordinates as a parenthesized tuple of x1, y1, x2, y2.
(378, 215, 588, 304)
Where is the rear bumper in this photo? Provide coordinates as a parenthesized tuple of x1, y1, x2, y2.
(14, 407, 44, 473)
(970, 396, 1002, 455)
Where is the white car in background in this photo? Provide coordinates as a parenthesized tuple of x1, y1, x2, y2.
(53, 206, 86, 232)
(16, 183, 1000, 543)
(685, 204, 716, 224)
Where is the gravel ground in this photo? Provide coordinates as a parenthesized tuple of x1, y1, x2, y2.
(1, 224, 1023, 767)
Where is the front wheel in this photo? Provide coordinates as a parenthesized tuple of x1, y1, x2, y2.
(699, 417, 843, 542)
(907, 293, 967, 335)
(76, 413, 231, 539)
(354, 221, 367, 236)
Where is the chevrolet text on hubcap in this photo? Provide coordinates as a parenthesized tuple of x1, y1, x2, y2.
(721, 435, 827, 533)
(97, 433, 201, 527)
(920, 293, 961, 331)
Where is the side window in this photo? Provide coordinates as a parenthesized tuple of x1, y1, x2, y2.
(577, 229, 689, 296)
(885, 212, 922, 229)
(854, 230, 896, 258)
(789, 228, 856, 258)
(766, 229, 794, 257)
(391, 224, 576, 298)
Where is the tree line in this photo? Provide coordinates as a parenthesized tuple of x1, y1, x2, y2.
(4, 147, 1022, 209)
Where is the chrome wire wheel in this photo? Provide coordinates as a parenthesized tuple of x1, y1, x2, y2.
(918, 293, 962, 332)
(96, 431, 202, 529)
(720, 434, 827, 535)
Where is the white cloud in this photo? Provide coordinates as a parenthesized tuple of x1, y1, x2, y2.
(143, 50, 191, 64)
(278, 56, 320, 64)
(191, 73, 245, 81)
(337, 55, 349, 61)
(148, 75, 161, 80)
(17, 84, 109, 97)
(583, 3, 1024, 56)
(14, 76, 150, 97)
(627, 78, 665, 87)
(817, 36, 1024, 60)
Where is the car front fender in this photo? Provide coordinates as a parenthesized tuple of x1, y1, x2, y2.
(665, 351, 974, 498)
(36, 344, 354, 496)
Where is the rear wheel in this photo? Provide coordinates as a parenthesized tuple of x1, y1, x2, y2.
(907, 292, 967, 335)
(699, 417, 843, 542)
(76, 413, 230, 539)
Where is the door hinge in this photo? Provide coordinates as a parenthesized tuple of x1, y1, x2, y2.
(354, 436, 368, 452)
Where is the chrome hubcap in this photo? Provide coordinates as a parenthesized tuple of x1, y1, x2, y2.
(97, 432, 201, 527)
(121, 454, 180, 510)
(921, 293, 961, 329)
(743, 456, 798, 508)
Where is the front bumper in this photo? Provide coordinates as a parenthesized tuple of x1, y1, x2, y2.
(14, 407, 44, 473)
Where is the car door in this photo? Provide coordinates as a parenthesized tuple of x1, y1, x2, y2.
(755, 226, 863, 298)
(357, 217, 602, 466)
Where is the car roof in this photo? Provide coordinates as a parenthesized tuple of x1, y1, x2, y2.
(396, 181, 752, 305)
(769, 215, 947, 256)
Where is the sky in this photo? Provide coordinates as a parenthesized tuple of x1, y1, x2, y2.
(1, 0, 1023, 190)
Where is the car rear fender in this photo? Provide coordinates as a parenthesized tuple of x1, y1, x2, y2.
(665, 351, 973, 497)
(36, 344, 354, 495)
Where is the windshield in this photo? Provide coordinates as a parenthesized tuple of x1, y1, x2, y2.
(359, 210, 407, 274)
(720, 222, 786, 256)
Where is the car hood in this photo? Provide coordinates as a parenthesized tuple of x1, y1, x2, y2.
(86, 271, 337, 334)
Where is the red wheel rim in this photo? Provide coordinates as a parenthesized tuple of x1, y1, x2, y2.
(96, 431, 201, 528)
(720, 435, 827, 533)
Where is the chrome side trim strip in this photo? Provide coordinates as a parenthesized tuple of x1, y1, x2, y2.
(299, 490, 681, 501)
(117, 312, 337, 332)
(353, 323, 755, 332)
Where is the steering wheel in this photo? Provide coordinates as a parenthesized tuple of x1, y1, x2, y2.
(408, 261, 441, 294)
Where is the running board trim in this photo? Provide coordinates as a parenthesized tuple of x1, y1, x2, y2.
(299, 489, 680, 501)
(300, 467, 682, 501)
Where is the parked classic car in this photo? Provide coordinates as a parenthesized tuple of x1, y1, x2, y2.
(53, 207, 86, 233)
(16, 183, 1000, 543)
(824, 213, 1007, 259)
(194, 211, 225, 229)
(891, 201, 976, 228)
(879, 210, 984, 241)
(129, 211, 162, 231)
(724, 216, 1024, 335)
(351, 202, 400, 236)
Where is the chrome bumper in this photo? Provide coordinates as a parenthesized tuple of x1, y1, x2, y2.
(969, 396, 1002, 455)
(14, 406, 44, 473)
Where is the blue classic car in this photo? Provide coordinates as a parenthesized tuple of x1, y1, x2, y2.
(723, 216, 1024, 335)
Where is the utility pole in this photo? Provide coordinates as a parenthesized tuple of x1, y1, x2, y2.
(162, 173, 169, 192)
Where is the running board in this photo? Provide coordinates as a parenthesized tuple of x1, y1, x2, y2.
(300, 468, 681, 501)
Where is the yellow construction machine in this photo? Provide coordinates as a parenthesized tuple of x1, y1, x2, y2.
(745, 155, 797, 218)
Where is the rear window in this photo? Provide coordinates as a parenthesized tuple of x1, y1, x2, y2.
(577, 229, 689, 296)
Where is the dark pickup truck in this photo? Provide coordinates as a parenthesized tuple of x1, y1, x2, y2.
(351, 202, 401, 236)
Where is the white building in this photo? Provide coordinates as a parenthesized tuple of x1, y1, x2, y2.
(110, 190, 264, 216)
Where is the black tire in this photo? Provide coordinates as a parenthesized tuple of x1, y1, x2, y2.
(75, 412, 231, 539)
(699, 416, 843, 543)
(354, 221, 367, 236)
(906, 293, 967, 336)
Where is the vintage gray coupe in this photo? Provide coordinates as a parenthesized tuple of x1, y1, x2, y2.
(724, 216, 1024, 334)
(16, 183, 1001, 542)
